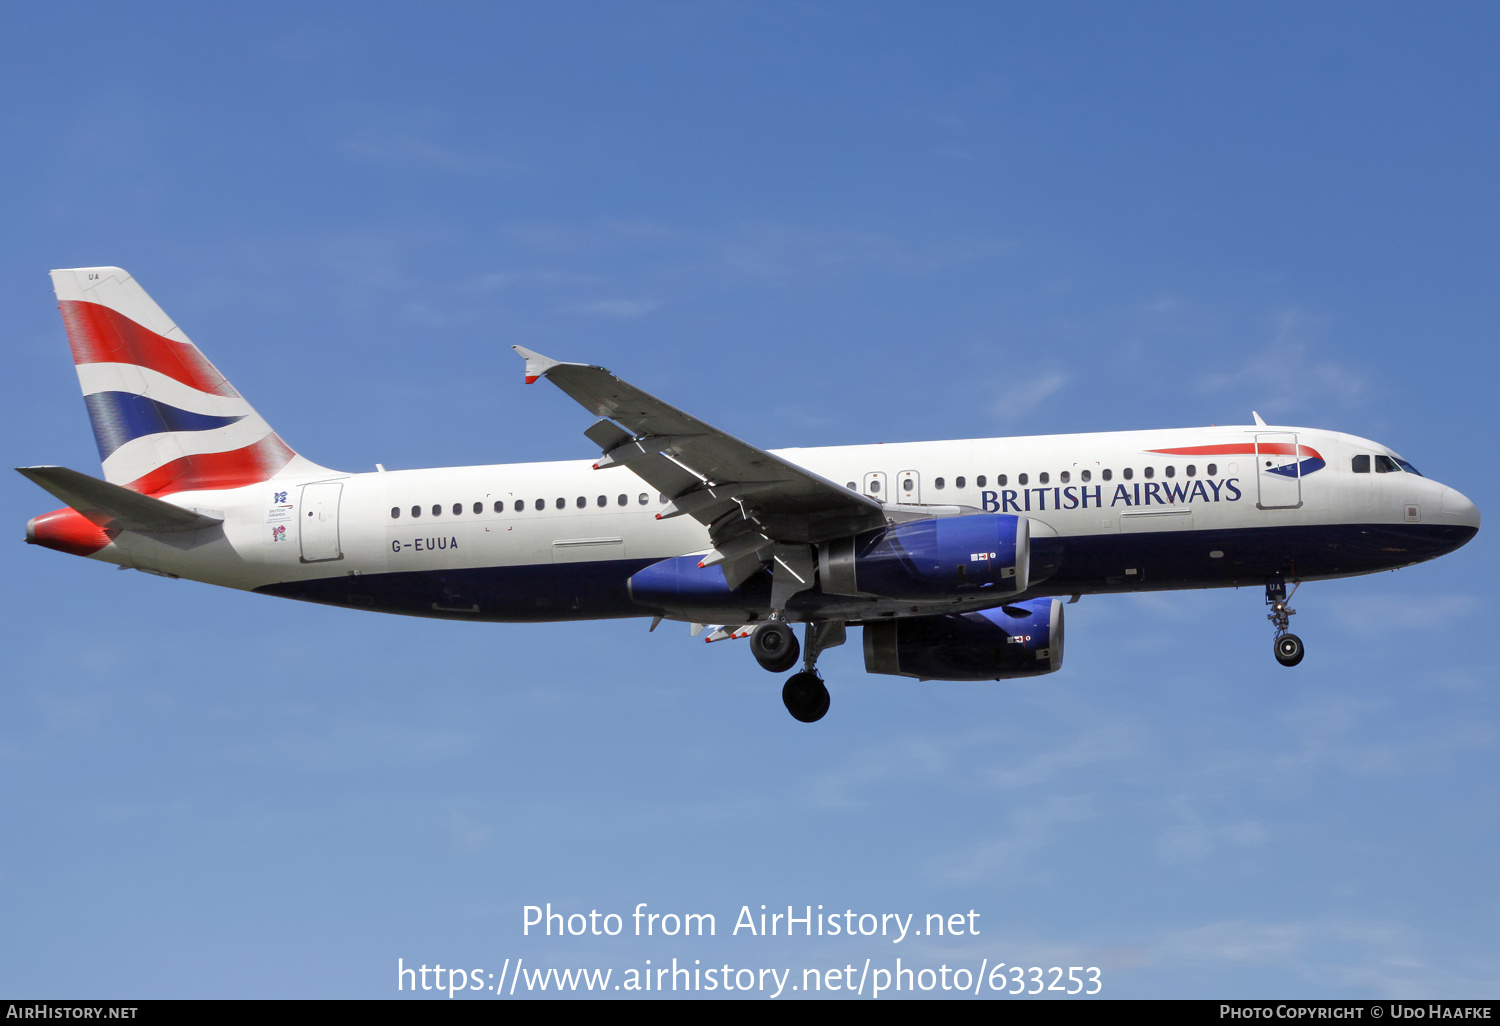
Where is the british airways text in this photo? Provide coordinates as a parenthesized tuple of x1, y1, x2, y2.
(981, 478, 1242, 513)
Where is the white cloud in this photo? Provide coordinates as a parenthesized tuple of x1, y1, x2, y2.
(229, 720, 472, 770)
(1323, 592, 1478, 638)
(987, 371, 1070, 421)
(1196, 308, 1367, 416)
(1148, 917, 1498, 996)
(927, 794, 1097, 882)
(575, 299, 662, 319)
(984, 723, 1143, 789)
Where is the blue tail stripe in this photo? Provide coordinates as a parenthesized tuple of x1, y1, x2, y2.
(83, 391, 246, 460)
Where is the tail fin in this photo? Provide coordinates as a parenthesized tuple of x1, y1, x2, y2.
(50, 267, 324, 496)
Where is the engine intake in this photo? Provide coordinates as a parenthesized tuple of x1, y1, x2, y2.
(863, 598, 1064, 681)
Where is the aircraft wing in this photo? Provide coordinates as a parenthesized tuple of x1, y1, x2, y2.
(513, 347, 886, 568)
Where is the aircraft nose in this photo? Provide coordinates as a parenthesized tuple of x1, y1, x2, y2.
(1440, 487, 1481, 530)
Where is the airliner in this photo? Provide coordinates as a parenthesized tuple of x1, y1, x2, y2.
(20, 267, 1480, 721)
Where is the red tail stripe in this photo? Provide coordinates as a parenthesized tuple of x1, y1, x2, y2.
(125, 435, 294, 496)
(58, 300, 241, 399)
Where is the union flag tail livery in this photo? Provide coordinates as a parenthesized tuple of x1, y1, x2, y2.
(21, 267, 1481, 722)
(50, 267, 321, 496)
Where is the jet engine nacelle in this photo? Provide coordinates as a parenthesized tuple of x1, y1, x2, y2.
(863, 598, 1064, 681)
(820, 513, 1031, 600)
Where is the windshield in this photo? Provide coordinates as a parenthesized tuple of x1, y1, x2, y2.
(1394, 458, 1422, 476)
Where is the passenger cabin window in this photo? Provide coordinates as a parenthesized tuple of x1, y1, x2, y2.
(1018, 473, 1029, 486)
(515, 499, 525, 511)
(473, 502, 482, 514)
(1060, 471, 1070, 483)
(453, 503, 462, 515)
(870, 480, 881, 493)
(617, 494, 628, 506)
(431, 504, 441, 517)
(556, 498, 566, 509)
(1102, 469, 1113, 481)
(1039, 472, 1050, 484)
(931, 478, 942, 490)
(1164, 466, 1175, 478)
(535, 498, 544, 509)
(597, 495, 607, 507)
(1081, 470, 1091, 482)
(411, 505, 421, 518)
(976, 475, 986, 488)
(638, 493, 648, 504)
(1375, 455, 1400, 473)
(1143, 467, 1154, 479)
(1352, 455, 1370, 473)
(390, 507, 400, 519)
(1186, 465, 1196, 477)
(997, 474, 1007, 486)
(576, 496, 586, 509)
(955, 476, 966, 489)
(1207, 464, 1217, 476)
(1123, 468, 1133, 480)
(846, 481, 856, 490)
(494, 501, 505, 513)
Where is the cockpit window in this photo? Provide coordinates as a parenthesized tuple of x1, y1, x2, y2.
(1374, 455, 1400, 473)
(1394, 458, 1422, 476)
(1351, 455, 1370, 473)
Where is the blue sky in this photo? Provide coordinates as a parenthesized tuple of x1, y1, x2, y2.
(2, 2, 1496, 999)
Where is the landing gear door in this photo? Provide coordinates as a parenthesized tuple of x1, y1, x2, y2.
(299, 481, 344, 562)
(1255, 432, 1302, 510)
(862, 471, 887, 502)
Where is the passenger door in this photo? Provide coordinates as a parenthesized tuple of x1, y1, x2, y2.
(1255, 433, 1302, 510)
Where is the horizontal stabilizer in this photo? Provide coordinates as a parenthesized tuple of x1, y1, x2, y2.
(17, 466, 223, 533)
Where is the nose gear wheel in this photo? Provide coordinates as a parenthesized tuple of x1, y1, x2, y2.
(1265, 578, 1305, 668)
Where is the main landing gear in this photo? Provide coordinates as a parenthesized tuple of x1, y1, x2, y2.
(782, 672, 830, 724)
(1266, 578, 1304, 667)
(750, 620, 799, 673)
(752, 618, 841, 722)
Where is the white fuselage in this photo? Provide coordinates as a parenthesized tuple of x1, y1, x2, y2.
(76, 423, 1478, 626)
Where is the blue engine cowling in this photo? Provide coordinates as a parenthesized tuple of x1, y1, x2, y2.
(627, 553, 770, 620)
(820, 514, 1031, 599)
(862, 598, 1064, 681)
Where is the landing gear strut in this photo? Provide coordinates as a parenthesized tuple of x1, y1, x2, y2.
(780, 620, 844, 723)
(1266, 578, 1304, 667)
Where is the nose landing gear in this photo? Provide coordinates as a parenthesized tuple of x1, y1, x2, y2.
(1266, 578, 1304, 667)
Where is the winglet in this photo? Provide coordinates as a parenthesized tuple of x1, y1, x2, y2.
(1252, 411, 1268, 427)
(512, 345, 564, 385)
